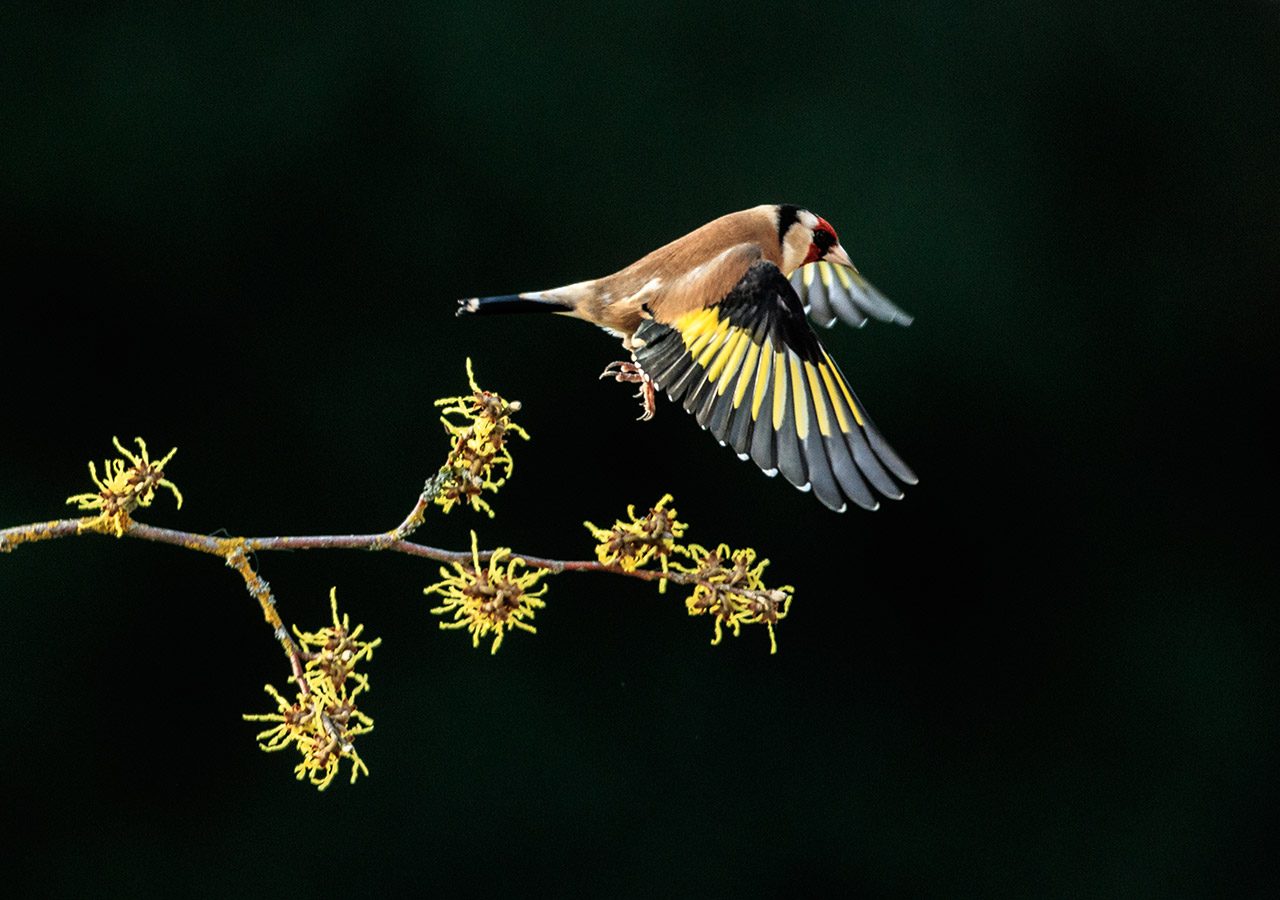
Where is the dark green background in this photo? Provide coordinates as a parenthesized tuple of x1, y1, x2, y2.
(2, 2, 1276, 895)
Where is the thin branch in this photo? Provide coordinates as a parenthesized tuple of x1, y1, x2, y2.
(2, 473, 786, 642)
(2, 515, 700, 586)
(224, 543, 311, 698)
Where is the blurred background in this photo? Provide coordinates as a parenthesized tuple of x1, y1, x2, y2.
(2, 1, 1276, 895)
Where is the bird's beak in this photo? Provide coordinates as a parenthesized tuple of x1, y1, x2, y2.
(825, 243, 854, 268)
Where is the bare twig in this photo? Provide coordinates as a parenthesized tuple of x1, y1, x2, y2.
(1, 515, 706, 588)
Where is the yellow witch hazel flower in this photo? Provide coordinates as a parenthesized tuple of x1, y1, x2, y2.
(66, 436, 183, 536)
(293, 586, 382, 691)
(244, 588, 382, 791)
(675, 543, 793, 654)
(246, 683, 375, 791)
(433, 358, 529, 518)
(425, 531, 549, 653)
(583, 493, 688, 591)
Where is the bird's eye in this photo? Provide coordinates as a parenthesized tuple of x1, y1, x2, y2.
(812, 228, 835, 252)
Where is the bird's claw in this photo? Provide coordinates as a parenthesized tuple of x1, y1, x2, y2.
(600, 360, 657, 421)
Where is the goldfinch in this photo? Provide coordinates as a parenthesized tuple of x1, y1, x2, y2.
(458, 204, 917, 512)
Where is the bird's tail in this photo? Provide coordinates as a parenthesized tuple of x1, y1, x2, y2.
(456, 292, 573, 317)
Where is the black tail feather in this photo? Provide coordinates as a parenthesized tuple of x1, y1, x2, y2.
(456, 294, 571, 317)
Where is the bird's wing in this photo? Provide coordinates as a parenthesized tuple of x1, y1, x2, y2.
(641, 242, 765, 322)
(633, 259, 917, 512)
(790, 261, 914, 329)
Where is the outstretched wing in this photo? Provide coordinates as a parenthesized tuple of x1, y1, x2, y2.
(633, 260, 917, 512)
(790, 260, 914, 329)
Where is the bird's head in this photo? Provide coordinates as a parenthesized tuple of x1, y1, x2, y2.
(776, 204, 855, 275)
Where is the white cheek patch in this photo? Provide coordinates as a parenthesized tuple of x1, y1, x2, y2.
(781, 226, 812, 274)
(798, 210, 819, 229)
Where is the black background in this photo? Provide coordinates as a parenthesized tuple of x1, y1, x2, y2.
(2, 2, 1276, 895)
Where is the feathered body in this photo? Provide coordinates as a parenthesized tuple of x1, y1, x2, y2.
(459, 204, 918, 512)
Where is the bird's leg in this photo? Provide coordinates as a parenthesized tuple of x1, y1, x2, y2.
(600, 360, 658, 421)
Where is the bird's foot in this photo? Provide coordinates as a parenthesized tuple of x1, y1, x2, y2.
(600, 360, 657, 421)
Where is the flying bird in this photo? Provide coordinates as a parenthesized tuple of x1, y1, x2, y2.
(457, 204, 917, 512)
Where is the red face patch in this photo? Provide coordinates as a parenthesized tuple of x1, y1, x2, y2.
(803, 217, 840, 265)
